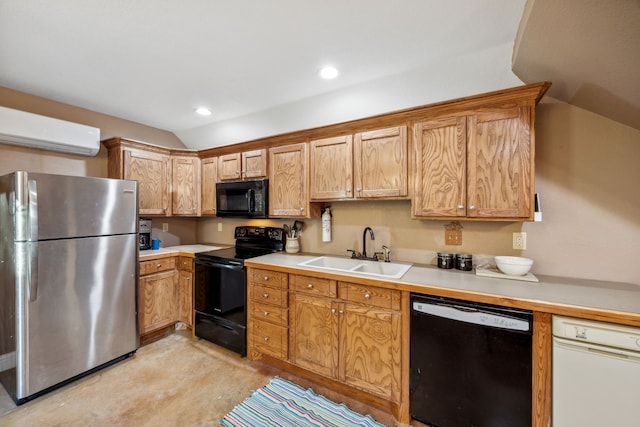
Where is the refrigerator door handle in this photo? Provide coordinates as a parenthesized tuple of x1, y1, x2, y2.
(28, 179, 39, 302)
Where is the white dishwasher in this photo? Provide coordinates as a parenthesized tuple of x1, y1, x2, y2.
(552, 315, 640, 426)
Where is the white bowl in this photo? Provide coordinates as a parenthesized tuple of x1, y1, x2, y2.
(495, 256, 533, 276)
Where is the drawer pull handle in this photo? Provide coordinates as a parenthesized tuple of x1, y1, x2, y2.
(263, 311, 269, 316)
(307, 284, 313, 289)
(263, 337, 269, 342)
(263, 276, 269, 281)
(364, 293, 371, 299)
(263, 293, 269, 299)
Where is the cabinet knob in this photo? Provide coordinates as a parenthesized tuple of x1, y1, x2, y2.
(457, 204, 464, 209)
(156, 263, 161, 268)
(338, 310, 344, 315)
(469, 205, 476, 210)
(299, 207, 304, 212)
(307, 283, 313, 289)
(331, 308, 336, 315)
(263, 276, 269, 281)
(263, 293, 269, 299)
(263, 336, 269, 342)
(346, 189, 351, 193)
(192, 207, 196, 212)
(263, 311, 269, 316)
(364, 293, 371, 299)
(355, 187, 361, 192)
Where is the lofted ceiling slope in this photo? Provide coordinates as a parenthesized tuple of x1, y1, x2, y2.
(513, 0, 640, 131)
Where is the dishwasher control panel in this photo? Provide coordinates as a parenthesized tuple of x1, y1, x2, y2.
(553, 315, 640, 352)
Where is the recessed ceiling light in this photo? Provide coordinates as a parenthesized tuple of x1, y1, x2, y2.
(195, 107, 212, 116)
(319, 66, 339, 79)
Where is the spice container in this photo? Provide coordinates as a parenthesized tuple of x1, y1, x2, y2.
(455, 253, 473, 271)
(437, 252, 454, 269)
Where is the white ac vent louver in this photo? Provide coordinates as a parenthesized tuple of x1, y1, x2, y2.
(0, 106, 100, 156)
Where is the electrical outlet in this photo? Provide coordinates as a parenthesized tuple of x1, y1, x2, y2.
(513, 232, 527, 250)
(445, 230, 462, 245)
(217, 222, 222, 232)
(162, 223, 169, 232)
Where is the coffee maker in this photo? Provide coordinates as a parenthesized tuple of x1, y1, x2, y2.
(139, 218, 152, 250)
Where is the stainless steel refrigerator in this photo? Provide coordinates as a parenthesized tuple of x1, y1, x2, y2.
(0, 171, 139, 404)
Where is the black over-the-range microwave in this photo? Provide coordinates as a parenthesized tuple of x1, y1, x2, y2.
(215, 178, 268, 218)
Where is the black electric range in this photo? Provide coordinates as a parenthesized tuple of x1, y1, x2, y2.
(192, 226, 285, 356)
(196, 226, 285, 263)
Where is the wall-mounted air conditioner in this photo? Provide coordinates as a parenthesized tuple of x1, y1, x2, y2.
(0, 106, 100, 156)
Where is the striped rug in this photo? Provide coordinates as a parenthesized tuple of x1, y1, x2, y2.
(221, 376, 386, 427)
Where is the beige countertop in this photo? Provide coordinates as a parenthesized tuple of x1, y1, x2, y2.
(245, 252, 640, 326)
(139, 244, 230, 260)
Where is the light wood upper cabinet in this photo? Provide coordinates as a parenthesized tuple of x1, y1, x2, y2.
(412, 117, 467, 217)
(123, 149, 171, 216)
(412, 106, 534, 220)
(310, 135, 353, 200)
(201, 157, 217, 216)
(467, 106, 533, 218)
(310, 126, 408, 201)
(354, 126, 408, 198)
(171, 155, 201, 216)
(218, 149, 267, 181)
(269, 142, 319, 218)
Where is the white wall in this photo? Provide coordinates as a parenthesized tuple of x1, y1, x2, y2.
(178, 43, 523, 149)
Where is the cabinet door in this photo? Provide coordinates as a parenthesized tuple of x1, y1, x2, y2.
(139, 270, 179, 334)
(172, 156, 201, 216)
(354, 126, 408, 198)
(467, 106, 533, 219)
(201, 157, 217, 215)
(339, 303, 401, 402)
(242, 149, 268, 179)
(124, 150, 170, 216)
(269, 143, 309, 217)
(309, 135, 353, 200)
(412, 117, 466, 217)
(178, 270, 193, 327)
(218, 153, 242, 181)
(289, 293, 339, 378)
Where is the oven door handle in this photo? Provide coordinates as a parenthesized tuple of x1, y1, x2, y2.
(195, 259, 244, 270)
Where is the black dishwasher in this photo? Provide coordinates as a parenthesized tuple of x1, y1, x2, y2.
(410, 293, 533, 427)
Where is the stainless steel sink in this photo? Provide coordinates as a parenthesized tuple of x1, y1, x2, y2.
(297, 256, 412, 279)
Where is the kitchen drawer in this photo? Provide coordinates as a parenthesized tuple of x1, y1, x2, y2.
(178, 256, 193, 271)
(251, 319, 288, 360)
(250, 284, 288, 307)
(250, 268, 288, 289)
(251, 301, 288, 326)
(339, 282, 401, 310)
(140, 257, 177, 276)
(290, 274, 337, 297)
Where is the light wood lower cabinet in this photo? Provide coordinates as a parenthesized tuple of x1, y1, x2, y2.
(247, 268, 289, 360)
(139, 256, 194, 341)
(247, 267, 403, 407)
(289, 280, 402, 403)
(139, 267, 179, 335)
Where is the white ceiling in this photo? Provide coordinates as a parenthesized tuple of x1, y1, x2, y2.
(1, 0, 637, 149)
(0, 1, 525, 138)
